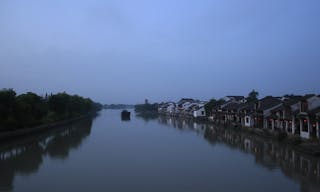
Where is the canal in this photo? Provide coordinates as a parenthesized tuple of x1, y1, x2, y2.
(1, 110, 320, 192)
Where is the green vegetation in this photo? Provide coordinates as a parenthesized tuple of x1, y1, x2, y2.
(204, 90, 259, 116)
(204, 98, 225, 116)
(134, 103, 158, 114)
(136, 112, 158, 122)
(0, 88, 102, 131)
(104, 104, 134, 109)
(246, 89, 259, 103)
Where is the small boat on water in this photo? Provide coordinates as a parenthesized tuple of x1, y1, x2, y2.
(121, 110, 131, 120)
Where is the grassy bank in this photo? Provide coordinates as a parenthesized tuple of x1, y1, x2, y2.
(0, 112, 98, 140)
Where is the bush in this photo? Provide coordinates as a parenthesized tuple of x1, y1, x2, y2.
(277, 131, 288, 141)
(291, 136, 302, 145)
(0, 88, 102, 130)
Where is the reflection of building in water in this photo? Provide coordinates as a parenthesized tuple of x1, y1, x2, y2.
(0, 118, 93, 191)
(244, 138, 251, 151)
(159, 116, 207, 135)
(167, 118, 173, 126)
(159, 116, 320, 191)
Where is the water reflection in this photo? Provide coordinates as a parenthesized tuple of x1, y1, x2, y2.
(0, 118, 93, 191)
(121, 116, 131, 121)
(158, 115, 320, 191)
(135, 113, 158, 122)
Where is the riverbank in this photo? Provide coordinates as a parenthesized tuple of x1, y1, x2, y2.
(0, 112, 98, 140)
(240, 126, 320, 156)
(159, 113, 320, 156)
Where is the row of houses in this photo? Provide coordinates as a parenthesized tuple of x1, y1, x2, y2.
(212, 95, 320, 140)
(158, 94, 320, 140)
(158, 98, 207, 119)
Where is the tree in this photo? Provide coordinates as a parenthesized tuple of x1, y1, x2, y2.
(0, 89, 16, 118)
(0, 89, 102, 129)
(247, 89, 259, 103)
(0, 89, 17, 128)
(48, 92, 70, 116)
(134, 102, 158, 114)
(14, 92, 48, 126)
(204, 98, 225, 115)
(204, 98, 217, 116)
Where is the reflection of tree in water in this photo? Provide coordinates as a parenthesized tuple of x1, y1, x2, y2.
(0, 143, 43, 191)
(45, 120, 92, 159)
(154, 115, 199, 131)
(0, 118, 93, 191)
(159, 116, 320, 191)
(136, 113, 158, 122)
(203, 127, 218, 145)
(204, 125, 320, 189)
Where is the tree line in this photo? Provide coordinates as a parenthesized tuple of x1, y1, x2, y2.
(204, 89, 259, 115)
(134, 100, 158, 114)
(0, 88, 102, 131)
(104, 104, 134, 109)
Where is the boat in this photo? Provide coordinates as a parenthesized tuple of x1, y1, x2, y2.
(121, 110, 131, 120)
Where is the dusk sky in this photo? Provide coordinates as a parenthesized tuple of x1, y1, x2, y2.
(0, 0, 319, 104)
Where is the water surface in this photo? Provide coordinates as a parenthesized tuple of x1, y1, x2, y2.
(1, 110, 320, 192)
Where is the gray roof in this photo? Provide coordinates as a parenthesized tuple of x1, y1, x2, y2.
(222, 102, 240, 111)
(177, 98, 195, 105)
(238, 102, 254, 111)
(271, 96, 303, 113)
(309, 106, 320, 115)
(258, 96, 282, 111)
(226, 96, 245, 101)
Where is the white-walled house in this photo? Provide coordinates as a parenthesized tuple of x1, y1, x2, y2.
(158, 94, 320, 140)
(158, 102, 176, 115)
(268, 96, 302, 135)
(296, 95, 320, 139)
(193, 106, 206, 118)
(223, 96, 246, 103)
(316, 109, 320, 138)
(244, 114, 254, 127)
(166, 103, 176, 114)
(256, 97, 283, 129)
(262, 95, 320, 140)
(159, 98, 207, 119)
(237, 103, 255, 128)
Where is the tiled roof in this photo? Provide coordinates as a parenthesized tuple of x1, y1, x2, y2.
(258, 96, 282, 110)
(303, 94, 316, 100)
(223, 102, 240, 110)
(226, 96, 245, 101)
(271, 96, 303, 113)
(309, 106, 320, 114)
(270, 104, 283, 113)
(238, 102, 254, 111)
(283, 95, 303, 105)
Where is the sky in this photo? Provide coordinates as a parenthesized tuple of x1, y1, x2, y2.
(0, 0, 319, 104)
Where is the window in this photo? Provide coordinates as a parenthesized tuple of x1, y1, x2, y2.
(246, 117, 249, 124)
(300, 101, 308, 112)
(302, 119, 308, 132)
(201, 111, 204, 115)
(279, 111, 283, 118)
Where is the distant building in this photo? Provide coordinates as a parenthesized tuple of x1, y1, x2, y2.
(223, 96, 246, 103)
(158, 93, 320, 140)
